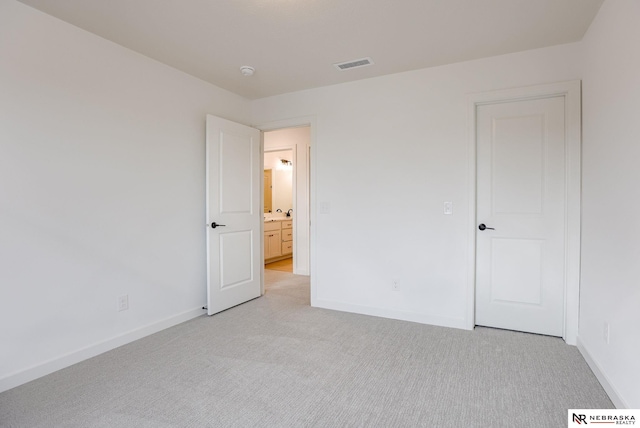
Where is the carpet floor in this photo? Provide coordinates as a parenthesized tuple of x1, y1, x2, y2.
(0, 272, 612, 427)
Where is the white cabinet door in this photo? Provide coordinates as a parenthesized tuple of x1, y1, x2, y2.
(206, 115, 261, 316)
(265, 230, 282, 259)
(476, 97, 566, 337)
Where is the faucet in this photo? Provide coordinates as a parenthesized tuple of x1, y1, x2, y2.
(276, 209, 282, 213)
(286, 209, 293, 217)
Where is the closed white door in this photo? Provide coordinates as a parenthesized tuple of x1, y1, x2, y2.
(206, 115, 261, 315)
(476, 97, 566, 336)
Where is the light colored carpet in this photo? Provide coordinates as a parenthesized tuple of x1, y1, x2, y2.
(1, 272, 612, 427)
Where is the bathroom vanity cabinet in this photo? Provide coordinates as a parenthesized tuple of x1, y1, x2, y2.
(264, 219, 293, 263)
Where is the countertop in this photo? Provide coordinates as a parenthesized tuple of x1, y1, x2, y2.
(264, 217, 293, 222)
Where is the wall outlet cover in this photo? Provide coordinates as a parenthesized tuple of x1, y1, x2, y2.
(319, 202, 331, 214)
(117, 295, 129, 312)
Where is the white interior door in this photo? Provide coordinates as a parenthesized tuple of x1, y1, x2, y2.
(206, 115, 261, 316)
(475, 96, 566, 336)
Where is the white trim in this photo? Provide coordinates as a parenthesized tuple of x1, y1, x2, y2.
(310, 137, 316, 307)
(0, 307, 205, 394)
(315, 298, 467, 330)
(577, 337, 628, 409)
(254, 116, 317, 305)
(260, 132, 265, 296)
(466, 80, 582, 344)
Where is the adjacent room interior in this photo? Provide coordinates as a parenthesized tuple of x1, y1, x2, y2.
(264, 149, 294, 272)
(1, 0, 638, 424)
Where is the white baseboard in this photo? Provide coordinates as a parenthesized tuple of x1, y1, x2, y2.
(576, 336, 628, 409)
(0, 307, 206, 394)
(313, 298, 468, 330)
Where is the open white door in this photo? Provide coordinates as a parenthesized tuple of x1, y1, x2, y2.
(206, 115, 261, 315)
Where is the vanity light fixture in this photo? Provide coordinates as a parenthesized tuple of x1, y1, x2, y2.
(277, 159, 293, 170)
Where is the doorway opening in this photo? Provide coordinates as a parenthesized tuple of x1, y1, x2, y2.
(264, 149, 294, 272)
(261, 125, 311, 295)
(466, 81, 581, 344)
(205, 115, 313, 315)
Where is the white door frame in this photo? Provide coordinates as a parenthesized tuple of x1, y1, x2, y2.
(466, 81, 581, 345)
(254, 116, 316, 303)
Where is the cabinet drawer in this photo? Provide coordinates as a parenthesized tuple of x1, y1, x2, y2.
(281, 228, 293, 241)
(282, 241, 293, 255)
(282, 220, 293, 229)
(264, 221, 281, 232)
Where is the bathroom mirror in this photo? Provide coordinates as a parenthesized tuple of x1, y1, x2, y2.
(264, 149, 293, 214)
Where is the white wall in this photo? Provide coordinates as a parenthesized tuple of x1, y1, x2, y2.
(263, 127, 311, 275)
(0, 0, 249, 392)
(579, 0, 640, 409)
(251, 44, 582, 327)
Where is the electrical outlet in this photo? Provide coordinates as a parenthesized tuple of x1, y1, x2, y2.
(392, 281, 399, 291)
(319, 201, 331, 214)
(117, 294, 129, 312)
(603, 322, 609, 344)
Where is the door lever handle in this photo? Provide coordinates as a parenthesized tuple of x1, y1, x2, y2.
(478, 223, 495, 231)
(211, 222, 226, 229)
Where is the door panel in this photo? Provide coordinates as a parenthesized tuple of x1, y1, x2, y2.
(476, 97, 566, 337)
(219, 132, 253, 214)
(490, 238, 543, 305)
(219, 231, 254, 289)
(492, 114, 545, 215)
(206, 115, 261, 316)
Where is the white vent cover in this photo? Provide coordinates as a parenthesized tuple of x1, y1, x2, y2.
(333, 57, 374, 71)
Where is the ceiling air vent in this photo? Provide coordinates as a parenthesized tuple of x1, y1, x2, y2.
(333, 57, 374, 71)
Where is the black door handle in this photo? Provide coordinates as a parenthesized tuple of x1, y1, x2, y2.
(478, 223, 495, 231)
(211, 222, 226, 229)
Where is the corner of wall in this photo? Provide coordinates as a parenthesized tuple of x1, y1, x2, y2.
(576, 337, 628, 409)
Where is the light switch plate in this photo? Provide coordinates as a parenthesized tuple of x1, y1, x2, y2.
(444, 201, 453, 215)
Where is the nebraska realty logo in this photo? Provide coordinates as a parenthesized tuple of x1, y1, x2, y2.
(569, 409, 638, 425)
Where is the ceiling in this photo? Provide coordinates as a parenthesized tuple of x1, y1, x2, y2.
(17, 0, 603, 99)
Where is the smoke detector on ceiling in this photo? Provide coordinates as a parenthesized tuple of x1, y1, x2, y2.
(333, 57, 374, 71)
(240, 66, 255, 76)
